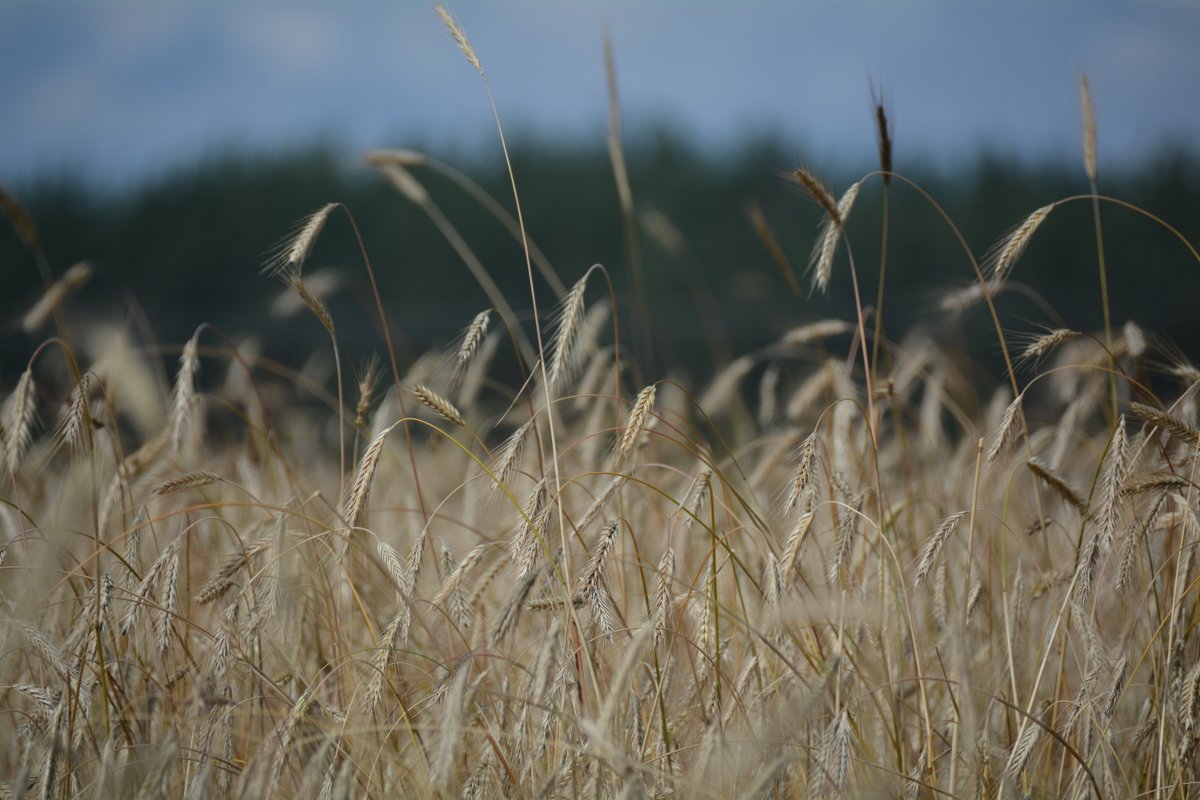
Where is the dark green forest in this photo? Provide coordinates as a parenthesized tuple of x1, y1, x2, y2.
(3, 132, 1198, 384)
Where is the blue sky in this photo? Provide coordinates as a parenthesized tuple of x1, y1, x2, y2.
(2, 1, 1197, 187)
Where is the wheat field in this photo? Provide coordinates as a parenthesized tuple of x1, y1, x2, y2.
(3, 14, 1200, 800)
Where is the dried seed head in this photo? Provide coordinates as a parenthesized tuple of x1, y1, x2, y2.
(616, 384, 657, 460)
(413, 383, 465, 427)
(343, 421, 401, 529)
(456, 309, 492, 368)
(810, 181, 862, 293)
(22, 261, 92, 333)
(491, 419, 531, 490)
(547, 274, 589, 392)
(1026, 458, 1086, 511)
(1124, 320, 1146, 359)
(290, 276, 335, 335)
(354, 356, 380, 428)
(435, 4, 484, 76)
(779, 319, 854, 346)
(986, 204, 1054, 282)
(169, 335, 200, 454)
(3, 368, 37, 474)
(874, 95, 893, 184)
(1018, 328, 1080, 367)
(986, 392, 1023, 464)
(1080, 75, 1098, 183)
(265, 203, 337, 278)
(790, 169, 840, 222)
(56, 372, 93, 456)
(915, 511, 969, 587)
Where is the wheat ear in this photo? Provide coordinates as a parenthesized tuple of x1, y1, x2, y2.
(986, 204, 1054, 281)
(343, 421, 401, 529)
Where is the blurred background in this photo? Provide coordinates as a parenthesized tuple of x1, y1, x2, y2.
(2, 0, 1199, 383)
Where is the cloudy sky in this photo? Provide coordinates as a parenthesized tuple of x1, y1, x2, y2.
(2, 1, 1197, 187)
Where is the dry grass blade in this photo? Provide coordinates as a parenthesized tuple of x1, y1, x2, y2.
(413, 383, 466, 427)
(986, 204, 1054, 282)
